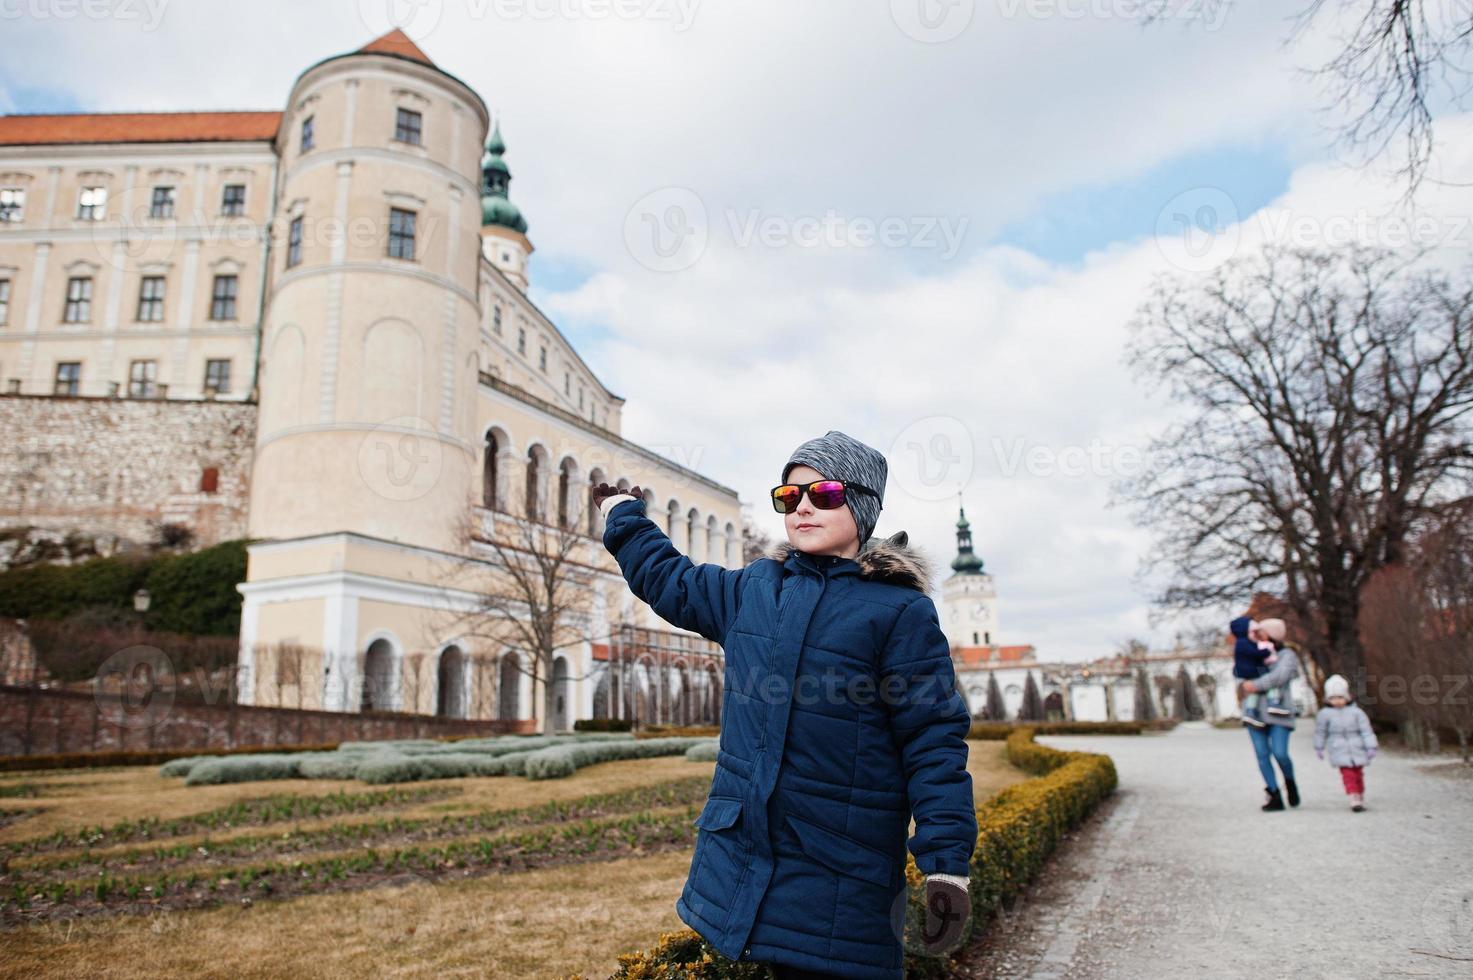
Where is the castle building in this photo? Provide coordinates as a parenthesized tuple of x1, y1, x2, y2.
(0, 30, 742, 729)
(938, 503, 1043, 718)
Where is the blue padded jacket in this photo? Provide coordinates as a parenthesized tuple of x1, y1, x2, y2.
(602, 495, 976, 978)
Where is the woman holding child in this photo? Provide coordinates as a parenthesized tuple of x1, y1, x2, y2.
(1232, 615, 1302, 812)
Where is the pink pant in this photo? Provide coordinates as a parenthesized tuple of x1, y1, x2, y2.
(1339, 766, 1365, 795)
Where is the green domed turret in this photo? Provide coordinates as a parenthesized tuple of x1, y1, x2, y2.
(951, 503, 985, 575)
(480, 118, 528, 234)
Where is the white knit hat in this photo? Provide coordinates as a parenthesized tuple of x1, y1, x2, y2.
(1323, 674, 1350, 701)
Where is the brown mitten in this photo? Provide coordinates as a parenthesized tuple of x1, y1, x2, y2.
(921, 874, 970, 955)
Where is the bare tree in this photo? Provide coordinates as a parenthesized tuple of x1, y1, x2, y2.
(1120, 245, 1473, 680)
(1360, 497, 1473, 758)
(1139, 0, 1473, 197)
(430, 488, 605, 735)
(743, 515, 774, 565)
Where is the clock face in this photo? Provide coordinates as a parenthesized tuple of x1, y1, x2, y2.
(972, 603, 987, 619)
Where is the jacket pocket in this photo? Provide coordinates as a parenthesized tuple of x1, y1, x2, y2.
(785, 813, 893, 887)
(694, 796, 744, 831)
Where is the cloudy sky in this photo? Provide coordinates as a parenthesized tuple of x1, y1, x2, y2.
(7, 1, 1472, 661)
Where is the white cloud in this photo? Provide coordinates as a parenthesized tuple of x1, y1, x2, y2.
(548, 113, 1473, 663)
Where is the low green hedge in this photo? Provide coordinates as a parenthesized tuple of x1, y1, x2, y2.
(0, 742, 343, 773)
(573, 718, 635, 732)
(967, 720, 1166, 740)
(162, 732, 702, 786)
(582, 728, 1117, 979)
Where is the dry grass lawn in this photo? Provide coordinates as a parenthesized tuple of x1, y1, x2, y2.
(0, 755, 712, 847)
(0, 740, 1024, 980)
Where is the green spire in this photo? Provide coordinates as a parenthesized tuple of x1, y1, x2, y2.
(480, 117, 528, 234)
(951, 500, 985, 575)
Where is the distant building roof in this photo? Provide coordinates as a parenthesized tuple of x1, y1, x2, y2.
(356, 27, 437, 66)
(954, 645, 1036, 669)
(0, 111, 281, 147)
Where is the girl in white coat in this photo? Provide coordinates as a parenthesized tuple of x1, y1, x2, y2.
(1313, 674, 1379, 812)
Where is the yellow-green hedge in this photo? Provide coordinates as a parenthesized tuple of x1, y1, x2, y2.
(968, 719, 1179, 739)
(577, 728, 1117, 979)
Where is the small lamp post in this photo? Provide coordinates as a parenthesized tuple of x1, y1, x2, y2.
(133, 588, 151, 613)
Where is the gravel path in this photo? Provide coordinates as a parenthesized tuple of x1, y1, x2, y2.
(951, 721, 1473, 979)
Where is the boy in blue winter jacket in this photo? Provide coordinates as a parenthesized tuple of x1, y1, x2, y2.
(593, 429, 977, 980)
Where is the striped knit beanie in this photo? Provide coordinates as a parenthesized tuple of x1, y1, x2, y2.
(781, 430, 888, 547)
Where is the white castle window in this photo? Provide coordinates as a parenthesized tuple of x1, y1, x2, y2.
(137, 276, 165, 322)
(0, 188, 23, 222)
(150, 186, 175, 219)
(394, 108, 422, 145)
(221, 184, 246, 216)
(63, 276, 92, 322)
(77, 186, 107, 221)
(388, 207, 417, 260)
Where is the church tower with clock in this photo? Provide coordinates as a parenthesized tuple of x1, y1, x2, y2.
(941, 502, 998, 648)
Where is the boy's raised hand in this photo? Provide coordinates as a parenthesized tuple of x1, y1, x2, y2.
(592, 482, 642, 509)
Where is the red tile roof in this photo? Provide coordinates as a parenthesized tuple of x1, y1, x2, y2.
(0, 111, 282, 147)
(954, 645, 1036, 669)
(357, 28, 436, 66)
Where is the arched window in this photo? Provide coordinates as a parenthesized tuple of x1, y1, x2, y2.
(524, 446, 545, 521)
(557, 457, 576, 528)
(587, 467, 606, 536)
(482, 431, 499, 509)
(498, 652, 520, 720)
(436, 646, 465, 718)
(361, 639, 395, 712)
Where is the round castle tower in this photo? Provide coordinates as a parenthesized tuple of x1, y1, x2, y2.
(247, 31, 489, 553)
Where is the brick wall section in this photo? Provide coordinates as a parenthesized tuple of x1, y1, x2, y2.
(0, 394, 257, 555)
(0, 685, 535, 757)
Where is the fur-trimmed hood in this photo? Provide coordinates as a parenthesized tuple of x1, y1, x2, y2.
(764, 530, 935, 592)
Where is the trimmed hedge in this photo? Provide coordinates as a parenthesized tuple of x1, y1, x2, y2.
(161, 732, 699, 786)
(683, 740, 719, 762)
(573, 718, 635, 732)
(967, 719, 1177, 740)
(635, 724, 721, 740)
(588, 728, 1117, 979)
(522, 737, 715, 780)
(0, 742, 343, 773)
